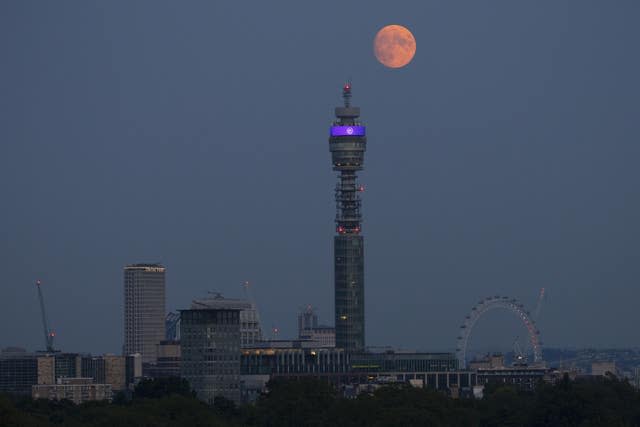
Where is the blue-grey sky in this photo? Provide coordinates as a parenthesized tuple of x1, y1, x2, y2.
(1, 1, 639, 355)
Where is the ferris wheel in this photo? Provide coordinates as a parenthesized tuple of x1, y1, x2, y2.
(456, 295, 543, 368)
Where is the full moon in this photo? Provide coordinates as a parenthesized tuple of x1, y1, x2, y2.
(373, 24, 416, 69)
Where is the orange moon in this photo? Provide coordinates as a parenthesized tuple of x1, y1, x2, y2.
(373, 25, 416, 68)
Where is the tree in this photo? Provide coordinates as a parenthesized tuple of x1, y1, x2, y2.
(133, 377, 194, 399)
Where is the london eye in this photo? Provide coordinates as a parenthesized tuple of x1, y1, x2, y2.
(456, 295, 543, 368)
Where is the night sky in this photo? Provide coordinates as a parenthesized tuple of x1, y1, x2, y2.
(1, 1, 639, 355)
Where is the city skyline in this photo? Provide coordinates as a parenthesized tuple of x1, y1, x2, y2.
(2, 1, 639, 355)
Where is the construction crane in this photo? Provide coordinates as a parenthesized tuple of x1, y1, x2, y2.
(533, 287, 546, 321)
(36, 280, 55, 352)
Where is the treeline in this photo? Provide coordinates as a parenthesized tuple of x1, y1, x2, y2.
(1, 376, 640, 426)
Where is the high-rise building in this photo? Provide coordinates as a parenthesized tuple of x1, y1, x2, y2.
(180, 307, 241, 404)
(329, 83, 367, 352)
(123, 264, 166, 364)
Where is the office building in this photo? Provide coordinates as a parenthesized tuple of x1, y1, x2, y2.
(123, 263, 166, 364)
(329, 83, 367, 352)
(54, 353, 82, 379)
(0, 350, 38, 395)
(180, 307, 241, 404)
(192, 293, 262, 348)
(81, 354, 127, 392)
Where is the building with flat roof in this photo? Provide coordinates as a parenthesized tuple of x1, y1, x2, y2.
(476, 366, 548, 392)
(191, 293, 262, 348)
(239, 347, 471, 402)
(32, 378, 112, 404)
(350, 352, 458, 373)
(180, 308, 241, 404)
(144, 340, 181, 378)
(123, 264, 166, 364)
(0, 351, 38, 395)
(81, 354, 127, 392)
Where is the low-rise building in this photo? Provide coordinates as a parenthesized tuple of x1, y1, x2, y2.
(144, 340, 181, 378)
(469, 353, 505, 370)
(476, 366, 548, 391)
(591, 361, 616, 377)
(81, 354, 126, 391)
(32, 378, 112, 404)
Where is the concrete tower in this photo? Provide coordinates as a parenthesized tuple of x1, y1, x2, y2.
(329, 83, 367, 353)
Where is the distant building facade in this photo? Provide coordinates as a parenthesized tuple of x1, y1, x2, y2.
(476, 366, 548, 392)
(123, 264, 166, 364)
(54, 353, 82, 379)
(298, 306, 318, 332)
(32, 378, 112, 404)
(165, 312, 181, 341)
(81, 354, 127, 392)
(0, 348, 38, 395)
(125, 353, 142, 389)
(180, 308, 241, 404)
(299, 326, 335, 348)
(468, 353, 505, 370)
(0, 349, 127, 397)
(144, 340, 181, 378)
(240, 347, 469, 403)
(591, 361, 616, 377)
(191, 293, 262, 348)
(297, 306, 335, 348)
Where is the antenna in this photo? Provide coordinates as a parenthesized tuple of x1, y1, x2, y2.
(242, 280, 263, 342)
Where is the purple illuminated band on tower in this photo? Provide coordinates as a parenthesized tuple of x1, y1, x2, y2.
(330, 126, 366, 137)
